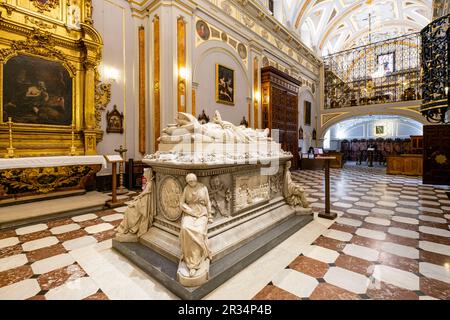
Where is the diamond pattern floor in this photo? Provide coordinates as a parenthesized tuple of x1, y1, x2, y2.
(1, 163, 449, 300)
(253, 163, 450, 300)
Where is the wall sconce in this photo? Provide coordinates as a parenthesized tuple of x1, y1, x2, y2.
(254, 91, 261, 102)
(445, 86, 448, 95)
(103, 66, 120, 83)
(179, 67, 188, 80)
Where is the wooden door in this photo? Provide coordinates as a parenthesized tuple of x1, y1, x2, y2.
(423, 125, 450, 184)
(261, 66, 301, 169)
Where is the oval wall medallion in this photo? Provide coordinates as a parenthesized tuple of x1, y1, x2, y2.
(221, 32, 228, 42)
(196, 20, 210, 41)
(159, 176, 183, 221)
(237, 43, 247, 59)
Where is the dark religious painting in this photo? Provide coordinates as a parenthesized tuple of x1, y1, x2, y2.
(2, 54, 72, 125)
(196, 20, 210, 41)
(216, 64, 234, 105)
(106, 105, 124, 134)
(304, 101, 311, 126)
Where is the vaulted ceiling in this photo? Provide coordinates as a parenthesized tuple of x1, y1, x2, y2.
(278, 0, 432, 55)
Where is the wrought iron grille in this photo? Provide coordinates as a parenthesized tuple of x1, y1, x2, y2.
(420, 14, 450, 123)
(323, 33, 421, 109)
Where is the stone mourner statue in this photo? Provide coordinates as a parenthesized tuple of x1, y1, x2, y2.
(283, 161, 312, 214)
(115, 169, 155, 242)
(209, 175, 231, 217)
(177, 173, 212, 286)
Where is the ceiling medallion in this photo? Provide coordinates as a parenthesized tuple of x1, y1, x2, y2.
(31, 0, 59, 12)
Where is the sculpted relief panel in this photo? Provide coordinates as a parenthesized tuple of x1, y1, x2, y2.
(233, 173, 270, 213)
(208, 175, 231, 218)
(159, 176, 183, 221)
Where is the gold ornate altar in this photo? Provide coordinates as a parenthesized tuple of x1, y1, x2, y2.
(0, 0, 105, 157)
(0, 155, 106, 205)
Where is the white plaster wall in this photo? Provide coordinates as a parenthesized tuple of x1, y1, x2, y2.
(328, 117, 423, 140)
(193, 42, 251, 126)
(92, 0, 138, 174)
(298, 88, 317, 152)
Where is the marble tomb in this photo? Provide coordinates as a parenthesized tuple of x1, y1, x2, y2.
(113, 111, 312, 299)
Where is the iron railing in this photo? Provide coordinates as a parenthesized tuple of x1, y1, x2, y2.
(420, 14, 450, 123)
(323, 33, 421, 109)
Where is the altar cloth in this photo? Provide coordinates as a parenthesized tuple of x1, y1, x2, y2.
(0, 155, 107, 170)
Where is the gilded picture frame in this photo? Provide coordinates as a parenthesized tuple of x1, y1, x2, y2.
(216, 64, 235, 105)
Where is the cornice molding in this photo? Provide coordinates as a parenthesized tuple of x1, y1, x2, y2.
(230, 0, 321, 66)
(126, 0, 322, 68)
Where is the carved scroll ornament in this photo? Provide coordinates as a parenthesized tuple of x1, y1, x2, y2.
(94, 69, 111, 129)
(0, 166, 94, 194)
(0, 29, 77, 76)
(30, 0, 60, 13)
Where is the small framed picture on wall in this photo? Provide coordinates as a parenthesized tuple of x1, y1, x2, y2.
(216, 64, 235, 105)
(304, 101, 311, 126)
(375, 125, 384, 135)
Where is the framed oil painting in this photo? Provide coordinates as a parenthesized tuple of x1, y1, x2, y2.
(216, 64, 235, 105)
(196, 20, 210, 41)
(377, 52, 395, 75)
(106, 105, 124, 134)
(2, 54, 73, 126)
(375, 125, 384, 135)
(304, 101, 311, 126)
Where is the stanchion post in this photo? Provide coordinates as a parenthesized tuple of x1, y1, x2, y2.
(111, 161, 117, 204)
(317, 156, 337, 220)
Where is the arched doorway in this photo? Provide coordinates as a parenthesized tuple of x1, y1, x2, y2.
(323, 115, 423, 166)
(323, 115, 423, 151)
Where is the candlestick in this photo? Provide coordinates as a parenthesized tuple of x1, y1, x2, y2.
(6, 117, 15, 158)
(69, 124, 76, 156)
(114, 145, 128, 195)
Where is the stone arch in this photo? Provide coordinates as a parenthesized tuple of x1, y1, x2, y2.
(319, 107, 429, 139)
(192, 41, 250, 96)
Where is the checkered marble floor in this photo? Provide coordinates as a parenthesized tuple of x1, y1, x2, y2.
(1, 163, 449, 300)
(253, 163, 450, 300)
(0, 209, 125, 300)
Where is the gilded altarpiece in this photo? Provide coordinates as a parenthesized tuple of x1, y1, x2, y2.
(0, 0, 103, 157)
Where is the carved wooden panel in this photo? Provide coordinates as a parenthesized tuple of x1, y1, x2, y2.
(261, 66, 300, 169)
(423, 124, 450, 184)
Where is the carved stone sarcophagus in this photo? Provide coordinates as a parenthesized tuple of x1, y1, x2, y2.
(113, 111, 312, 299)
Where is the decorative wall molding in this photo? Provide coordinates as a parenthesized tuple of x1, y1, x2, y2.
(195, 18, 248, 67)
(24, 15, 57, 29)
(321, 112, 349, 128)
